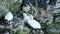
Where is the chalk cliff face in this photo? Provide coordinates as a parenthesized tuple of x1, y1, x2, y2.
(0, 0, 60, 34)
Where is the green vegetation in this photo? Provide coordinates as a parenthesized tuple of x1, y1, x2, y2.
(0, 0, 60, 34)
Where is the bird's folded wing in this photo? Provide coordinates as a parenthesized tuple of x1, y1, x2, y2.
(28, 20, 41, 29)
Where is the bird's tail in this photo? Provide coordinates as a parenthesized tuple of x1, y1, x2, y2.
(37, 28, 45, 33)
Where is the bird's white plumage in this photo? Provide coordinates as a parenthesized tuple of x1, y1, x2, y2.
(24, 14, 30, 22)
(28, 19, 41, 29)
(23, 5, 30, 12)
(4, 12, 13, 21)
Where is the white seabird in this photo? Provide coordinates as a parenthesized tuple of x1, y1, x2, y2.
(23, 13, 44, 34)
(4, 12, 13, 21)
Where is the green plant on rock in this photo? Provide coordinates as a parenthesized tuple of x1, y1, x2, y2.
(0, 0, 22, 17)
